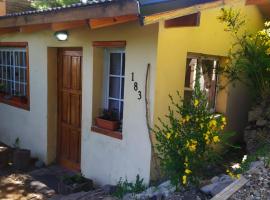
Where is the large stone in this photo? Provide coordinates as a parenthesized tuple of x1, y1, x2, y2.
(248, 107, 263, 122)
(256, 119, 267, 126)
(200, 174, 234, 196)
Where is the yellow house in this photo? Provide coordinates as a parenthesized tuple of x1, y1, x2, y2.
(0, 0, 267, 185)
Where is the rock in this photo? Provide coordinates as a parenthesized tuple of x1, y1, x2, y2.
(256, 119, 267, 126)
(128, 180, 176, 200)
(102, 184, 117, 194)
(35, 160, 45, 168)
(123, 193, 135, 200)
(248, 107, 263, 122)
(183, 193, 197, 200)
(249, 161, 264, 170)
(210, 176, 219, 183)
(200, 174, 233, 196)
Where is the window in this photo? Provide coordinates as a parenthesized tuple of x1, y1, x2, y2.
(104, 49, 125, 121)
(0, 43, 29, 110)
(184, 54, 219, 111)
(91, 41, 126, 139)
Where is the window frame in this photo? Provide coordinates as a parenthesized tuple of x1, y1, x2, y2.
(184, 53, 219, 112)
(0, 42, 30, 110)
(103, 48, 125, 121)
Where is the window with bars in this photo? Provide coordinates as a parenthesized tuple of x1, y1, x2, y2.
(104, 49, 125, 121)
(0, 44, 29, 110)
(184, 54, 219, 111)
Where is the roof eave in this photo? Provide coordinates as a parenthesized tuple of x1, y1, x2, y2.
(0, 0, 139, 28)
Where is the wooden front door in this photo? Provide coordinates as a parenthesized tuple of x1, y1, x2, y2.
(57, 48, 82, 171)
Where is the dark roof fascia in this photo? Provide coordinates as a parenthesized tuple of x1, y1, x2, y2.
(0, 0, 139, 28)
(139, 0, 219, 16)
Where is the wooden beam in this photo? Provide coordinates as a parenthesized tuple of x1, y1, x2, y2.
(51, 20, 88, 31)
(165, 12, 200, 28)
(211, 176, 248, 200)
(0, 27, 19, 35)
(0, 0, 138, 28)
(143, 0, 224, 25)
(20, 23, 51, 33)
(0, 42, 28, 47)
(89, 14, 138, 29)
(92, 41, 126, 48)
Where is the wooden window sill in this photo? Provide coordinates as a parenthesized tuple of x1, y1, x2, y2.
(0, 94, 29, 110)
(91, 126, 122, 140)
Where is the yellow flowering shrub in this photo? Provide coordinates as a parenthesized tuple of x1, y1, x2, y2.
(154, 68, 232, 187)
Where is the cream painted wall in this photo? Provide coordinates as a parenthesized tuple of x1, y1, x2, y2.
(0, 22, 158, 185)
(153, 2, 264, 136)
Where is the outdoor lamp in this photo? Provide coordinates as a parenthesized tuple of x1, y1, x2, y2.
(55, 31, 68, 41)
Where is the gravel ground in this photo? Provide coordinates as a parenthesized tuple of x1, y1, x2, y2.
(229, 164, 270, 200)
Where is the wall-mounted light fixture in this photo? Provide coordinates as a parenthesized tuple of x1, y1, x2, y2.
(55, 31, 68, 41)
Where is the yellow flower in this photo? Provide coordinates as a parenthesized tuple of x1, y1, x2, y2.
(209, 119, 217, 129)
(166, 132, 172, 139)
(267, 48, 270, 55)
(185, 115, 191, 122)
(221, 125, 225, 130)
(213, 136, 220, 143)
(186, 140, 198, 152)
(236, 174, 241, 179)
(185, 169, 192, 174)
(182, 175, 187, 185)
(221, 117, 227, 125)
(194, 99, 199, 107)
(200, 123, 204, 129)
(184, 162, 189, 167)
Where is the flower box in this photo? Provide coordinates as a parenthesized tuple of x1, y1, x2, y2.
(95, 117, 120, 131)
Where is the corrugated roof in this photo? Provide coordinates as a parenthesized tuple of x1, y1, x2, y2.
(140, 0, 218, 16)
(1, 0, 114, 18)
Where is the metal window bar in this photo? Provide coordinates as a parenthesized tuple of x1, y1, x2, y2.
(0, 48, 27, 97)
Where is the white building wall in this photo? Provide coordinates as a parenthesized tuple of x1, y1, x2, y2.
(0, 22, 158, 185)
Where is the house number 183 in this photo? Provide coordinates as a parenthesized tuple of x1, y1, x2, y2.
(131, 72, 142, 100)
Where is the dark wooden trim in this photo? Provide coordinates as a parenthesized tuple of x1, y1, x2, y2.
(91, 126, 123, 140)
(0, 42, 28, 47)
(165, 12, 200, 28)
(93, 41, 126, 48)
(0, 27, 20, 35)
(0, 0, 138, 28)
(89, 14, 138, 29)
(0, 42, 30, 111)
(20, 23, 51, 33)
(52, 20, 88, 31)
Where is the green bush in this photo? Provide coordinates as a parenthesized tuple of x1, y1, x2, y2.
(113, 175, 146, 198)
(218, 8, 270, 99)
(154, 65, 233, 187)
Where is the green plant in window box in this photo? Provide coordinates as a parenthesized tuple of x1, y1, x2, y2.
(95, 109, 120, 131)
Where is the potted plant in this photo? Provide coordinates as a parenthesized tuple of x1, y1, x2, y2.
(58, 174, 94, 195)
(95, 109, 120, 131)
(12, 138, 31, 171)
